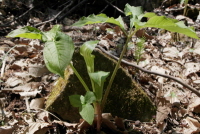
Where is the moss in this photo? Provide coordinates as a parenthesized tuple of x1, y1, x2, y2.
(45, 48, 156, 122)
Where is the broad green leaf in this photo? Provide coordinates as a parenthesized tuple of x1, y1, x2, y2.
(106, 16, 125, 30)
(69, 95, 81, 107)
(89, 71, 110, 101)
(80, 41, 99, 73)
(42, 25, 61, 41)
(43, 31, 74, 77)
(124, 4, 143, 28)
(72, 14, 108, 27)
(143, 12, 157, 18)
(124, 4, 143, 17)
(115, 16, 125, 30)
(72, 14, 125, 30)
(7, 26, 42, 40)
(84, 91, 96, 104)
(136, 15, 199, 39)
(89, 71, 110, 86)
(79, 103, 94, 125)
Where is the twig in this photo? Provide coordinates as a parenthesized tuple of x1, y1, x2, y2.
(3, 7, 34, 26)
(0, 46, 17, 77)
(58, 0, 88, 21)
(1, 60, 6, 77)
(104, 0, 125, 15)
(34, 0, 74, 27)
(96, 45, 200, 97)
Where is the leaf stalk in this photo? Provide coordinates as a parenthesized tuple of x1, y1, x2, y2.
(69, 63, 90, 92)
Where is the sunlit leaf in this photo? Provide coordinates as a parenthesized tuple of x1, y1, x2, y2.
(80, 41, 99, 73)
(124, 3, 144, 28)
(72, 14, 108, 27)
(43, 31, 74, 77)
(136, 14, 199, 39)
(72, 14, 125, 30)
(42, 25, 62, 41)
(7, 26, 42, 40)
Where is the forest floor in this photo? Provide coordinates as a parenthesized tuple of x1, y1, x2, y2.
(1, 1, 200, 134)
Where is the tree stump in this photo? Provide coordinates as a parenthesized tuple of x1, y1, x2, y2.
(45, 48, 156, 122)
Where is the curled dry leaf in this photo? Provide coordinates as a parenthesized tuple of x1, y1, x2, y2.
(30, 98, 45, 110)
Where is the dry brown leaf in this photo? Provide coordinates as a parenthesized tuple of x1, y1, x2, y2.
(136, 29, 154, 40)
(30, 98, 45, 110)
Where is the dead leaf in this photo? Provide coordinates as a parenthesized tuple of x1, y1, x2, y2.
(30, 98, 45, 110)
(136, 29, 154, 40)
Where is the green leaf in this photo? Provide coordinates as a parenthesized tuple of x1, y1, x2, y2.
(43, 31, 74, 77)
(106, 16, 125, 30)
(72, 14, 108, 27)
(42, 25, 62, 41)
(124, 4, 144, 28)
(80, 95, 85, 104)
(84, 91, 96, 104)
(89, 71, 110, 101)
(136, 14, 199, 39)
(143, 12, 157, 18)
(69, 95, 81, 107)
(79, 103, 94, 125)
(72, 14, 125, 30)
(115, 16, 125, 30)
(80, 41, 99, 73)
(89, 71, 110, 86)
(7, 26, 42, 40)
(124, 4, 143, 17)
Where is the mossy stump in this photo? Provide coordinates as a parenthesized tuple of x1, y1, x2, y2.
(45, 48, 156, 122)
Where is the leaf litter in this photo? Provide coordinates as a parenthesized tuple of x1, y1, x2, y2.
(0, 2, 200, 134)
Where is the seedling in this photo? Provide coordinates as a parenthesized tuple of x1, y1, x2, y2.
(7, 3, 199, 132)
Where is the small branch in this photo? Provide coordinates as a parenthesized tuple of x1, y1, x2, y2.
(101, 35, 132, 111)
(104, 0, 125, 15)
(58, 0, 88, 21)
(96, 45, 200, 98)
(34, 0, 74, 27)
(3, 7, 34, 26)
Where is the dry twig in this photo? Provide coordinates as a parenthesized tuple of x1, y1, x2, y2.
(96, 45, 200, 97)
(34, 1, 74, 27)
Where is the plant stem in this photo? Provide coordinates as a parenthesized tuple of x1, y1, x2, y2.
(101, 31, 135, 111)
(69, 63, 90, 92)
(94, 102, 102, 132)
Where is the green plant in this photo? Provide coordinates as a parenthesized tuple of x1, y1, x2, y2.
(134, 38, 145, 65)
(7, 3, 199, 131)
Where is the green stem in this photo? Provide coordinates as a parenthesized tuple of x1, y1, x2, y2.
(101, 31, 136, 110)
(69, 63, 90, 92)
